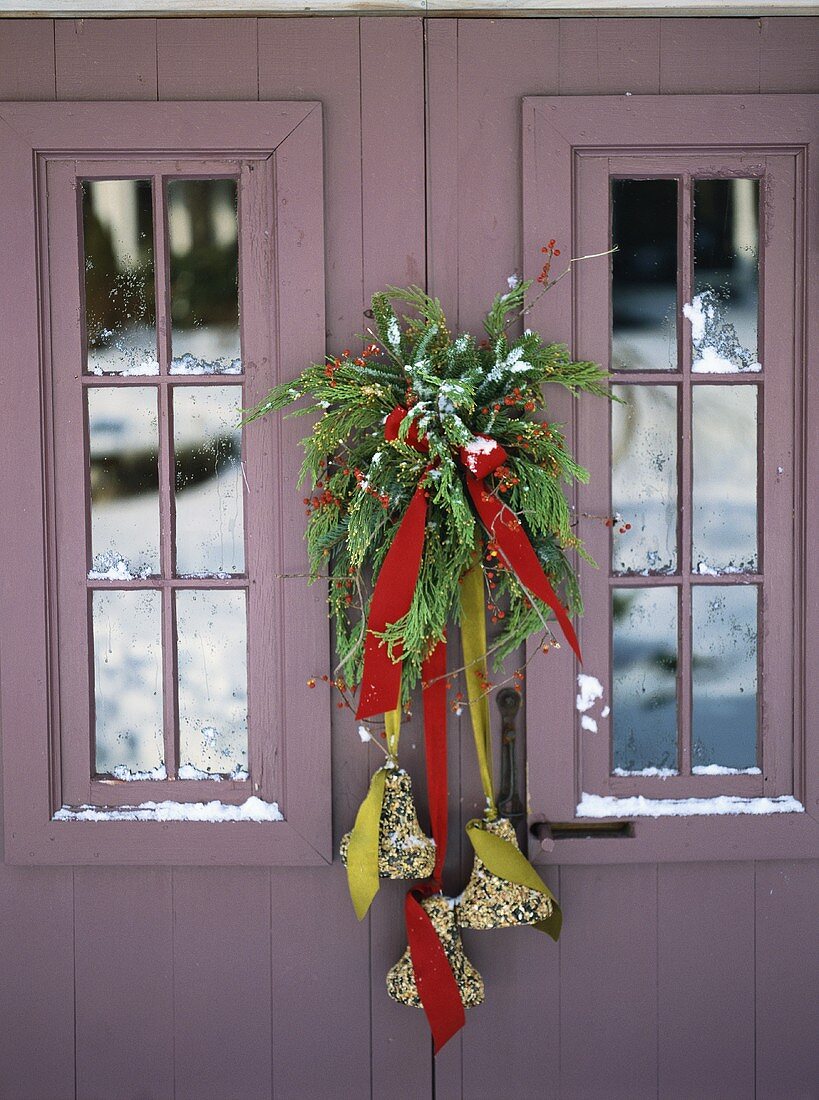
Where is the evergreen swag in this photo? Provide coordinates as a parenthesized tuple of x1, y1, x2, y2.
(244, 257, 610, 706)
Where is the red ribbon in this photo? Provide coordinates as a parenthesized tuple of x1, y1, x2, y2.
(356, 483, 428, 720)
(357, 410, 579, 723)
(464, 473, 581, 662)
(404, 637, 465, 1054)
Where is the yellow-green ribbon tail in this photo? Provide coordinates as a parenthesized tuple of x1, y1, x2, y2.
(459, 559, 498, 820)
(384, 707, 401, 759)
(465, 818, 563, 940)
(345, 767, 387, 921)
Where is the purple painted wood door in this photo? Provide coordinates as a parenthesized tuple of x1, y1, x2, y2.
(1, 14, 818, 1100)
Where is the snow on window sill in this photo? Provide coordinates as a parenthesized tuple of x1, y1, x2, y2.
(692, 764, 762, 776)
(576, 792, 804, 818)
(53, 796, 282, 823)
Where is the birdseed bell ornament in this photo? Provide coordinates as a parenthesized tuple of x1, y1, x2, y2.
(244, 244, 609, 1052)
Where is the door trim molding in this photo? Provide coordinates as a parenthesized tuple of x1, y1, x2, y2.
(1, 1, 816, 19)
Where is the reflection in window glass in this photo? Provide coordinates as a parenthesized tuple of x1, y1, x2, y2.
(611, 179, 678, 371)
(87, 387, 160, 578)
(612, 587, 678, 774)
(176, 590, 248, 776)
(82, 179, 157, 375)
(692, 385, 758, 574)
(174, 387, 244, 576)
(93, 589, 164, 777)
(686, 178, 760, 373)
(612, 385, 677, 574)
(692, 586, 758, 771)
(167, 179, 241, 374)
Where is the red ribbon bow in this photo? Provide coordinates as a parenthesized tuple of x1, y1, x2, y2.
(357, 408, 580, 722)
(355, 407, 581, 1052)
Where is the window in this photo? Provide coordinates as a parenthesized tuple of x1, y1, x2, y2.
(523, 95, 819, 860)
(1, 102, 331, 864)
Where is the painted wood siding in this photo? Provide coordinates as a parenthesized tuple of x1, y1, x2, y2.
(0, 15, 817, 1099)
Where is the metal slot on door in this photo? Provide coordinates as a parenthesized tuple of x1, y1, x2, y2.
(531, 820, 635, 851)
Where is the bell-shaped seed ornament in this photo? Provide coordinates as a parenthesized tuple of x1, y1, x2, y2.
(456, 817, 556, 931)
(340, 766, 436, 881)
(386, 894, 485, 1008)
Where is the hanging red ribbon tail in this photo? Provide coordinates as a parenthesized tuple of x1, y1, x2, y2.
(404, 638, 464, 1053)
(356, 484, 428, 720)
(405, 892, 465, 1055)
(465, 473, 582, 663)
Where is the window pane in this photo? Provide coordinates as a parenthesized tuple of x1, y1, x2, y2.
(82, 179, 157, 376)
(88, 387, 160, 578)
(686, 178, 760, 373)
(692, 385, 758, 574)
(692, 586, 758, 771)
(93, 589, 164, 777)
(176, 590, 248, 776)
(612, 385, 677, 575)
(611, 179, 677, 371)
(174, 386, 244, 576)
(167, 179, 241, 375)
(612, 587, 678, 773)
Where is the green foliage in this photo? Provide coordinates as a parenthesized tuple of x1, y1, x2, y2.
(245, 279, 611, 702)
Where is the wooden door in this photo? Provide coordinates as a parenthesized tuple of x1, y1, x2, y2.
(0, 15, 817, 1100)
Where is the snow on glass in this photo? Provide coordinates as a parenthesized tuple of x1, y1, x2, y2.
(87, 387, 161, 578)
(167, 178, 242, 375)
(612, 587, 678, 773)
(174, 386, 244, 575)
(176, 591, 248, 776)
(611, 385, 677, 575)
(83, 179, 159, 376)
(686, 177, 761, 373)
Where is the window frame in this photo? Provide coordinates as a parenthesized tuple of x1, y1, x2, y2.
(0, 101, 332, 865)
(522, 94, 819, 863)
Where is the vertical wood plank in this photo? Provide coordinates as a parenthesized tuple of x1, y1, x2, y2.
(269, 867, 371, 1100)
(559, 864, 658, 1098)
(456, 18, 559, 334)
(0, 865, 75, 1099)
(157, 18, 258, 100)
(755, 861, 819, 1098)
(74, 868, 174, 1098)
(258, 17, 364, 360)
(460, 869, 562, 1100)
(370, 878, 434, 1100)
(55, 18, 157, 101)
(173, 868, 272, 1100)
(660, 18, 761, 94)
(360, 16, 426, 298)
(448, 22, 561, 1097)
(657, 862, 755, 1099)
(359, 17, 433, 1097)
(0, 20, 55, 100)
(559, 18, 661, 96)
(760, 17, 819, 93)
(425, 19, 459, 325)
(258, 22, 373, 1097)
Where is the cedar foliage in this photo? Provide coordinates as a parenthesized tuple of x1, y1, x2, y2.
(243, 278, 610, 700)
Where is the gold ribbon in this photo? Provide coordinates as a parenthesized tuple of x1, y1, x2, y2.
(344, 707, 402, 920)
(459, 559, 498, 821)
